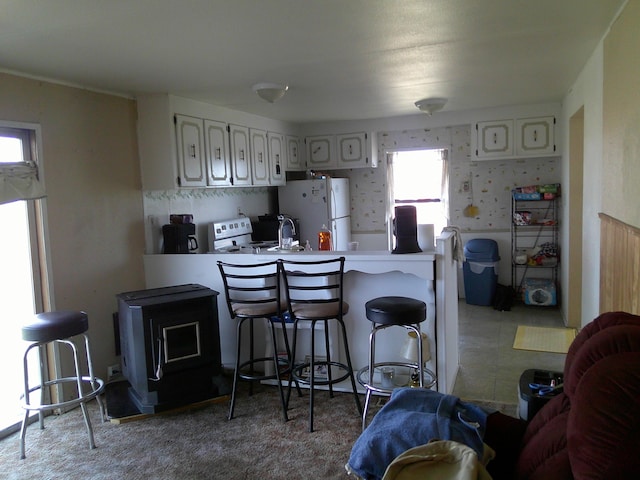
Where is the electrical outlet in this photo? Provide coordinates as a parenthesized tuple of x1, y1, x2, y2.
(107, 363, 121, 381)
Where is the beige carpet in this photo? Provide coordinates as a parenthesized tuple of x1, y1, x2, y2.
(513, 325, 576, 354)
(0, 380, 518, 480)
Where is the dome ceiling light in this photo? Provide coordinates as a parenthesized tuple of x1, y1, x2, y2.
(252, 82, 289, 103)
(414, 97, 447, 115)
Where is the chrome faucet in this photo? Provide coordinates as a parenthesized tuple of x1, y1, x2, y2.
(278, 215, 296, 249)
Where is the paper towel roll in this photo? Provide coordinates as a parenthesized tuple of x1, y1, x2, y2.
(417, 224, 435, 251)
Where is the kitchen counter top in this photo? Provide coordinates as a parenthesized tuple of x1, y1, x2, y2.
(142, 234, 458, 394)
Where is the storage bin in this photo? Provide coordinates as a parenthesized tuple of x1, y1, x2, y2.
(463, 239, 500, 306)
(518, 369, 563, 420)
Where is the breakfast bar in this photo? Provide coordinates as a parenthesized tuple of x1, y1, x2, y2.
(143, 232, 459, 393)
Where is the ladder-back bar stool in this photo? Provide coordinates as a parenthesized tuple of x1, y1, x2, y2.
(279, 256, 362, 432)
(217, 260, 298, 422)
(19, 310, 105, 459)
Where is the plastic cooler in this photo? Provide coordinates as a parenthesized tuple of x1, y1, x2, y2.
(463, 239, 500, 306)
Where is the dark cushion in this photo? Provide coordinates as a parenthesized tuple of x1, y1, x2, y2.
(515, 394, 572, 480)
(564, 324, 640, 398)
(563, 311, 640, 393)
(365, 296, 426, 325)
(567, 351, 640, 479)
(22, 310, 88, 343)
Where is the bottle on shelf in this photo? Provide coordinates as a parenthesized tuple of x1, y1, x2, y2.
(318, 224, 332, 251)
(304, 240, 312, 251)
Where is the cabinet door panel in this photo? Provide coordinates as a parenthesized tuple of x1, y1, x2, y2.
(204, 119, 231, 186)
(476, 120, 513, 159)
(175, 114, 206, 187)
(307, 135, 336, 168)
(268, 132, 285, 185)
(516, 116, 555, 156)
(337, 132, 368, 167)
(286, 136, 302, 170)
(250, 129, 269, 185)
(229, 125, 251, 186)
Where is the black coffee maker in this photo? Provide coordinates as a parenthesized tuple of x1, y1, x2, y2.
(392, 205, 422, 254)
(162, 223, 198, 254)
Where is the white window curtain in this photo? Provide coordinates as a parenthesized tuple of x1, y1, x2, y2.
(0, 126, 45, 205)
(440, 149, 450, 225)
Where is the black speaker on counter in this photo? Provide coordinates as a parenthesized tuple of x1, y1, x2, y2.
(392, 205, 422, 254)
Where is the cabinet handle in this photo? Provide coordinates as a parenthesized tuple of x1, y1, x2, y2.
(240, 149, 245, 161)
(292, 147, 297, 158)
(190, 144, 196, 158)
(258, 152, 263, 163)
(493, 133, 497, 145)
(275, 153, 280, 164)
(348, 144, 353, 155)
(215, 147, 221, 160)
(533, 130, 538, 142)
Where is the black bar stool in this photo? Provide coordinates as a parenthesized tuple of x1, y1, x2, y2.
(279, 257, 362, 432)
(217, 260, 298, 422)
(359, 296, 436, 430)
(19, 310, 105, 459)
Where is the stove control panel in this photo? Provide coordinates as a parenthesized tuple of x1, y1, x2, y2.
(208, 217, 254, 253)
(211, 217, 253, 240)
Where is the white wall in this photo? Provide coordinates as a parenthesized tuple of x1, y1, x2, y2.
(0, 72, 144, 380)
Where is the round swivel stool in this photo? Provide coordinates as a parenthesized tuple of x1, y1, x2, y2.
(19, 310, 106, 459)
(358, 296, 436, 430)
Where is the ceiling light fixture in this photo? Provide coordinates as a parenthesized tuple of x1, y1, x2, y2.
(252, 82, 289, 103)
(414, 97, 447, 115)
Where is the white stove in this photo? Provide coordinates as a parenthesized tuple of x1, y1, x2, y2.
(208, 217, 277, 253)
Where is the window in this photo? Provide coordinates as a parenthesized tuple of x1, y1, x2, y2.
(0, 125, 44, 205)
(388, 148, 448, 236)
(0, 123, 48, 437)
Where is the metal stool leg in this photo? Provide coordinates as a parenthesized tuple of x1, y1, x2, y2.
(82, 334, 106, 422)
(362, 323, 377, 430)
(63, 338, 96, 450)
(228, 318, 245, 420)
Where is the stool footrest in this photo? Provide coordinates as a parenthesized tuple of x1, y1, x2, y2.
(291, 361, 353, 386)
(357, 362, 436, 395)
(21, 376, 105, 412)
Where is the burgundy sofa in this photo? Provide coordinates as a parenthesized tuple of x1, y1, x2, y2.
(486, 311, 640, 479)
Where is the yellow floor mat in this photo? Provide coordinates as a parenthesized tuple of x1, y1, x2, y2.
(513, 325, 577, 354)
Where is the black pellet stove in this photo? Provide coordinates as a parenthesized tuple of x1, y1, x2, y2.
(117, 284, 224, 413)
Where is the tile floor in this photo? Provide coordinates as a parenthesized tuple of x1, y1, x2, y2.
(452, 299, 566, 404)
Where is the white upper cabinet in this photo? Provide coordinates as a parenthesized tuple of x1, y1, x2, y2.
(175, 114, 207, 187)
(229, 124, 252, 186)
(204, 119, 232, 186)
(475, 119, 514, 159)
(250, 128, 269, 186)
(307, 135, 336, 169)
(286, 135, 303, 171)
(137, 94, 300, 189)
(305, 131, 377, 170)
(268, 132, 286, 185)
(473, 115, 558, 160)
(515, 116, 556, 157)
(337, 132, 377, 168)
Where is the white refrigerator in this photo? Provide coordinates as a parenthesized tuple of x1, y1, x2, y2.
(278, 178, 351, 250)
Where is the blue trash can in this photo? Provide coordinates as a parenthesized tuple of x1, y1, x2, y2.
(463, 239, 500, 306)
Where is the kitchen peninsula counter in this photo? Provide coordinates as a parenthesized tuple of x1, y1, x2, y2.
(143, 235, 459, 394)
